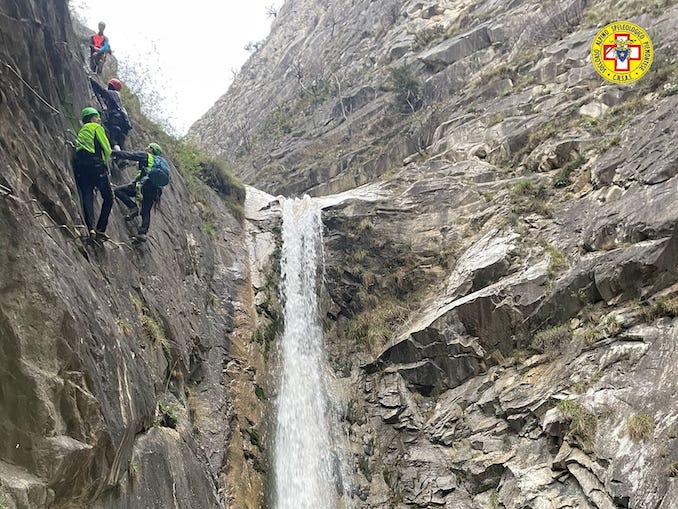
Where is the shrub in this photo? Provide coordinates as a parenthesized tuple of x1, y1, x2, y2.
(539, 239, 568, 275)
(197, 158, 246, 203)
(115, 317, 133, 336)
(389, 66, 422, 112)
(509, 179, 551, 216)
(581, 327, 598, 345)
(552, 153, 587, 188)
(157, 402, 178, 428)
(175, 142, 246, 221)
(627, 412, 655, 441)
(252, 315, 282, 359)
(604, 315, 621, 337)
(413, 24, 446, 50)
(254, 384, 267, 401)
(532, 325, 571, 353)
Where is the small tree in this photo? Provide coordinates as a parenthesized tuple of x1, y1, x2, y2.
(265, 5, 279, 18)
(390, 66, 422, 113)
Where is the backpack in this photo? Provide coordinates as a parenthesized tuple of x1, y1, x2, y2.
(148, 155, 170, 187)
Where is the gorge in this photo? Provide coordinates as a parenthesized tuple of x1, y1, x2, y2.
(1, 0, 677, 508)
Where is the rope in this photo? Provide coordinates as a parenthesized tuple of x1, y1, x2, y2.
(30, 200, 132, 251)
(0, 60, 61, 115)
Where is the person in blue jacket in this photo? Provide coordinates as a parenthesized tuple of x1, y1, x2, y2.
(112, 143, 166, 242)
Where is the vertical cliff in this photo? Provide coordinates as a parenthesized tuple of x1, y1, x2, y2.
(0, 1, 267, 508)
(192, 0, 678, 507)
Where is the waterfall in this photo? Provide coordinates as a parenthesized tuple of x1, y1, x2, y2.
(274, 196, 348, 509)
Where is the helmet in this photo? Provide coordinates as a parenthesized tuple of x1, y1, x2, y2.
(108, 78, 122, 91)
(81, 107, 100, 122)
(147, 143, 162, 155)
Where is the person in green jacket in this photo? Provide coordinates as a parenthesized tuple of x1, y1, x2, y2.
(113, 142, 168, 242)
(72, 107, 113, 240)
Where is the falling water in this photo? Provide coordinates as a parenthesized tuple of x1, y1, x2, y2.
(274, 196, 347, 509)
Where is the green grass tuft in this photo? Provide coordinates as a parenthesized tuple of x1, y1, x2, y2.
(157, 402, 178, 428)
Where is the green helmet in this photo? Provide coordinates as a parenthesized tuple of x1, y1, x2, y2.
(81, 107, 100, 122)
(147, 143, 162, 155)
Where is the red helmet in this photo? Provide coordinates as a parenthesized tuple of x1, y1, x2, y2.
(108, 78, 122, 91)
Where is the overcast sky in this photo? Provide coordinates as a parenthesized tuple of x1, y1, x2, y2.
(70, 1, 282, 134)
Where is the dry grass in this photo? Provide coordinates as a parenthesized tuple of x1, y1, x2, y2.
(640, 297, 678, 322)
(140, 314, 169, 353)
(557, 399, 597, 450)
(627, 412, 655, 441)
(509, 179, 552, 217)
(115, 317, 133, 336)
(532, 325, 571, 353)
(346, 299, 409, 356)
(129, 460, 141, 484)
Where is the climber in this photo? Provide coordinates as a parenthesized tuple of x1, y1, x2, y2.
(72, 107, 114, 241)
(89, 21, 111, 74)
(89, 77, 132, 150)
(112, 142, 170, 242)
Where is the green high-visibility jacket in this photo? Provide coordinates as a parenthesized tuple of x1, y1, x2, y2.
(76, 122, 112, 161)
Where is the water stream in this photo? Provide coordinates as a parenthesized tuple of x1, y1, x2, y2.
(273, 196, 348, 509)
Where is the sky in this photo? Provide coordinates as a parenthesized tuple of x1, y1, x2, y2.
(70, 1, 283, 135)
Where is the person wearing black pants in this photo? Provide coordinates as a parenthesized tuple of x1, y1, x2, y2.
(73, 107, 113, 240)
(114, 179, 160, 239)
(112, 143, 164, 242)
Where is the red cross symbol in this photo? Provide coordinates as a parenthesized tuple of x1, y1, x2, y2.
(603, 33, 641, 72)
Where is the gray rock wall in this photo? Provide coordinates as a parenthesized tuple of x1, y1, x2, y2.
(0, 2, 259, 508)
(190, 0, 678, 507)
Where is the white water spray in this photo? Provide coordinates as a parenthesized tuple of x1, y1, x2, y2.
(274, 196, 348, 509)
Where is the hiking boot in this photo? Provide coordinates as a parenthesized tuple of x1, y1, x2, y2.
(88, 229, 97, 238)
(124, 206, 139, 221)
(133, 233, 147, 242)
(94, 230, 110, 241)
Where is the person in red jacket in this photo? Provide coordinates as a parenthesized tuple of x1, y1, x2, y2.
(89, 21, 111, 74)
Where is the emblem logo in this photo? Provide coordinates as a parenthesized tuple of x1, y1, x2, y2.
(591, 21, 653, 83)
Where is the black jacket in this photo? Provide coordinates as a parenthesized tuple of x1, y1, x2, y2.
(112, 150, 150, 182)
(90, 78, 131, 132)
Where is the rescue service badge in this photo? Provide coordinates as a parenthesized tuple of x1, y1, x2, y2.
(590, 21, 653, 84)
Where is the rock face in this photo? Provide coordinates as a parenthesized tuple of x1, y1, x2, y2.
(191, 0, 678, 507)
(3, 0, 678, 508)
(0, 2, 266, 508)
